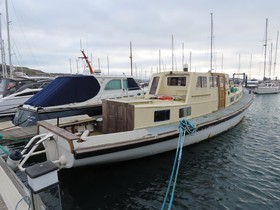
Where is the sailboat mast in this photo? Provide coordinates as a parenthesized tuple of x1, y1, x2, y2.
(172, 35, 174, 71)
(210, 13, 213, 71)
(5, 0, 12, 77)
(129, 41, 133, 76)
(0, 13, 7, 78)
(159, 49, 161, 73)
(263, 18, 268, 81)
(273, 31, 279, 79)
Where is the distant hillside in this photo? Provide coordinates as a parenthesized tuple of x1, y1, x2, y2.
(1, 65, 68, 77)
(14, 66, 48, 76)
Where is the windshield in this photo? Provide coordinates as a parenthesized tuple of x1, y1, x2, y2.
(0, 79, 16, 97)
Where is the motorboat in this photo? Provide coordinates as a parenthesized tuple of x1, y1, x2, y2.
(254, 82, 280, 94)
(12, 74, 144, 127)
(13, 70, 254, 170)
(0, 76, 52, 98)
(0, 80, 51, 117)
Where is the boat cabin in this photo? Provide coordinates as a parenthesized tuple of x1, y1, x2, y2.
(101, 71, 242, 133)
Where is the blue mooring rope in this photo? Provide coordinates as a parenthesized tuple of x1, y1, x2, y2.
(161, 119, 196, 210)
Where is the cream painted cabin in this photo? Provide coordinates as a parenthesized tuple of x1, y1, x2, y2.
(102, 71, 242, 132)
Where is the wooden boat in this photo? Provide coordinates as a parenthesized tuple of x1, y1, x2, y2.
(14, 70, 254, 171)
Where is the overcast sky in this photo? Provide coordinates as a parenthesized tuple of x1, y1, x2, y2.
(0, 0, 279, 79)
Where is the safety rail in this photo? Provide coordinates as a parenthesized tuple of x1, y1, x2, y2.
(18, 133, 54, 172)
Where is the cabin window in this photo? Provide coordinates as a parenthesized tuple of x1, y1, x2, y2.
(230, 97, 234, 103)
(196, 76, 207, 88)
(167, 77, 186, 86)
(105, 79, 122, 90)
(179, 107, 191, 118)
(209, 76, 218, 88)
(225, 77, 229, 86)
(149, 77, 160, 94)
(220, 77, 224, 87)
(125, 78, 141, 90)
(123, 80, 128, 89)
(154, 110, 170, 122)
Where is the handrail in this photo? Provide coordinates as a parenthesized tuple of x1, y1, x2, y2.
(18, 133, 54, 172)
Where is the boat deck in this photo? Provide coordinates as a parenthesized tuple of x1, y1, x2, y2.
(0, 115, 97, 141)
(0, 157, 29, 209)
(37, 91, 254, 152)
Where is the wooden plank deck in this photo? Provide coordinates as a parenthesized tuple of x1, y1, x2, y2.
(0, 126, 37, 141)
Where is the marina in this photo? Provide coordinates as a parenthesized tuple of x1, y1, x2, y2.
(0, 1, 280, 209)
(1, 92, 279, 209)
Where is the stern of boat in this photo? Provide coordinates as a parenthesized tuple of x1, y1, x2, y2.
(38, 121, 78, 169)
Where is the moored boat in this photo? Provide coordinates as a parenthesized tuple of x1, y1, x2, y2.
(0, 79, 52, 117)
(14, 70, 254, 171)
(254, 82, 280, 94)
(12, 74, 144, 127)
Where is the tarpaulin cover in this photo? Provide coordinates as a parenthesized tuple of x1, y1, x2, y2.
(24, 75, 101, 107)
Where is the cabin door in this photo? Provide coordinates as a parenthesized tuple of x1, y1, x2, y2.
(217, 75, 226, 108)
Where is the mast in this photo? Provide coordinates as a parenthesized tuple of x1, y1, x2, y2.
(0, 13, 7, 78)
(81, 50, 94, 74)
(263, 18, 268, 81)
(189, 51, 192, 71)
(182, 42, 184, 70)
(159, 49, 161, 73)
(210, 13, 214, 71)
(5, 0, 12, 77)
(269, 43, 273, 79)
(107, 56, 109, 75)
(273, 31, 279, 79)
(129, 41, 133, 76)
(172, 35, 174, 71)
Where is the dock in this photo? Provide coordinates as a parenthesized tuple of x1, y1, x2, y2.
(0, 157, 30, 209)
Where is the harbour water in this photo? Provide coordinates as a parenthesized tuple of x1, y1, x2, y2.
(2, 93, 280, 209)
(59, 94, 280, 210)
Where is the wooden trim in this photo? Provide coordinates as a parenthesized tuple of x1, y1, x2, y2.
(191, 94, 211, 97)
(37, 121, 79, 153)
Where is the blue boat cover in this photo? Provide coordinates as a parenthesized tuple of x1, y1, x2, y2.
(24, 75, 101, 107)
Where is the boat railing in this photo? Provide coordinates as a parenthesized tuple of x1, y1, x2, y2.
(17, 133, 54, 172)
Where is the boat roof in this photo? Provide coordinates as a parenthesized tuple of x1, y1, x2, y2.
(24, 75, 100, 107)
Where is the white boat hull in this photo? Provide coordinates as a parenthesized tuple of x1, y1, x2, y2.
(72, 109, 246, 167)
(40, 95, 252, 169)
(255, 83, 280, 94)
